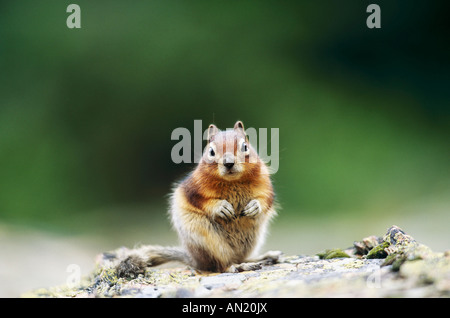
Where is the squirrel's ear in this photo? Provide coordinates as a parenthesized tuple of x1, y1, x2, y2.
(207, 124, 219, 141)
(234, 121, 245, 132)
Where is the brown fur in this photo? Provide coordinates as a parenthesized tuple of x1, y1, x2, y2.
(116, 121, 277, 276)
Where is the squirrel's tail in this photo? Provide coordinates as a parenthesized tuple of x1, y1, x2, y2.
(116, 245, 190, 277)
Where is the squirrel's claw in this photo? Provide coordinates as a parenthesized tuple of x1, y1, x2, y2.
(213, 200, 236, 221)
(241, 199, 261, 217)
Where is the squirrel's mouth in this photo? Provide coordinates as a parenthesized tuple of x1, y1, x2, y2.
(218, 164, 243, 179)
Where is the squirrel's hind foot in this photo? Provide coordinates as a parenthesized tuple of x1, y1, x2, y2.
(227, 262, 262, 273)
(227, 250, 283, 273)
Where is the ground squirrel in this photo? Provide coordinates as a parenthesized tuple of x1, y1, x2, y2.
(116, 121, 279, 276)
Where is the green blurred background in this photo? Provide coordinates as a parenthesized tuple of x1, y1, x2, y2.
(0, 1, 449, 296)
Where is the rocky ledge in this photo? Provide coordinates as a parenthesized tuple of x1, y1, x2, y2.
(24, 225, 449, 297)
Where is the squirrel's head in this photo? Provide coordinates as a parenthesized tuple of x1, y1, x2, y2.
(200, 121, 259, 181)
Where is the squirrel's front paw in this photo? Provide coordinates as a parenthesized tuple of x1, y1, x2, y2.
(241, 199, 262, 217)
(212, 200, 236, 221)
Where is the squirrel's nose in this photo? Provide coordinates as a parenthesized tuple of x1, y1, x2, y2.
(223, 153, 235, 169)
(224, 162, 234, 169)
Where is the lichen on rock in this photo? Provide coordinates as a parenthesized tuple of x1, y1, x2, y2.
(23, 225, 450, 298)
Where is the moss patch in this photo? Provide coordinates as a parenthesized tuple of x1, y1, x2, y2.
(317, 248, 350, 259)
(366, 241, 390, 259)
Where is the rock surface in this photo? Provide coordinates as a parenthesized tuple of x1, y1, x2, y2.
(24, 225, 450, 297)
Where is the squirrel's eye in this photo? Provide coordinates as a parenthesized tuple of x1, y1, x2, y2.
(209, 147, 215, 157)
(241, 142, 248, 153)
